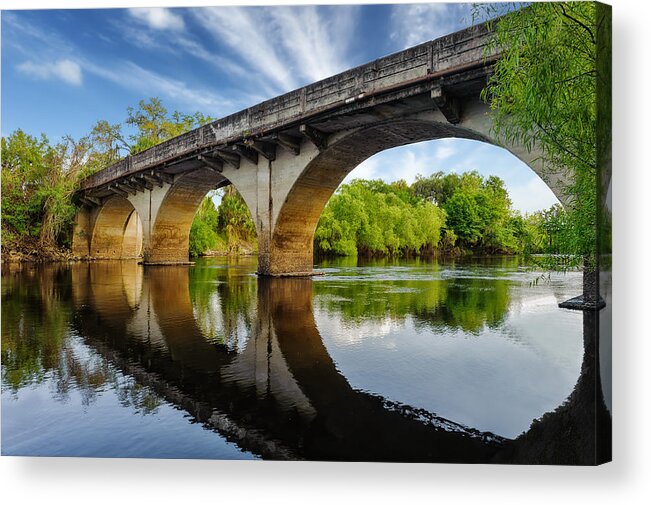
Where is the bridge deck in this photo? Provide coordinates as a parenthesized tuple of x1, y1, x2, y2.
(80, 21, 496, 194)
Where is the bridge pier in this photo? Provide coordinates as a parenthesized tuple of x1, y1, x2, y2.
(257, 244, 315, 277)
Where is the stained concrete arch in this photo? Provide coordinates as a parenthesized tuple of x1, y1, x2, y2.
(145, 168, 223, 264)
(88, 196, 143, 259)
(265, 108, 566, 275)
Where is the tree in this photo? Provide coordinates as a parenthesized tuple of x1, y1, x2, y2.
(1, 130, 53, 241)
(477, 2, 608, 269)
(314, 179, 445, 257)
(216, 186, 256, 253)
(2, 97, 216, 254)
(189, 195, 220, 257)
(125, 98, 213, 154)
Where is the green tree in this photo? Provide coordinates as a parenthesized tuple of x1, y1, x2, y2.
(189, 195, 220, 257)
(314, 179, 445, 257)
(216, 186, 257, 253)
(443, 190, 483, 246)
(477, 2, 608, 268)
(2, 97, 216, 254)
(1, 130, 52, 241)
(126, 98, 213, 154)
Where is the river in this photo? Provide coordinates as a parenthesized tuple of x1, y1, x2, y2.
(2, 256, 598, 462)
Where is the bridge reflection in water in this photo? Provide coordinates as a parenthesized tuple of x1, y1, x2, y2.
(3, 260, 610, 464)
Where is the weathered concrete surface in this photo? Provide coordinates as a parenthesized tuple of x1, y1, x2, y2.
(75, 20, 571, 274)
(121, 210, 143, 258)
(89, 197, 139, 259)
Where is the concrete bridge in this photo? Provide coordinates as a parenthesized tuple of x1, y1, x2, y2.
(73, 21, 565, 275)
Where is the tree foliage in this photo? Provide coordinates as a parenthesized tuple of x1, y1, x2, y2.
(189, 186, 257, 257)
(477, 2, 605, 268)
(1, 130, 105, 248)
(412, 171, 521, 253)
(315, 179, 444, 257)
(1, 98, 213, 253)
(312, 172, 571, 259)
(125, 98, 212, 155)
(216, 186, 256, 253)
(189, 195, 220, 257)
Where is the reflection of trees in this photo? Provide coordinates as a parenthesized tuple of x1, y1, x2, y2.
(3, 257, 609, 463)
(52, 341, 162, 414)
(2, 264, 72, 390)
(1, 263, 162, 414)
(188, 260, 257, 351)
(424, 279, 511, 332)
(313, 276, 511, 334)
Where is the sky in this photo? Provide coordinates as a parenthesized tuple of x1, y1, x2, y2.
(1, 3, 559, 213)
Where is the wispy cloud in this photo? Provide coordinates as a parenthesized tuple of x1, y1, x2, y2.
(2, 11, 74, 55)
(192, 7, 297, 92)
(269, 6, 357, 82)
(128, 8, 185, 31)
(116, 8, 266, 100)
(192, 6, 358, 94)
(83, 60, 234, 114)
(508, 177, 560, 214)
(6, 12, 241, 116)
(347, 144, 433, 185)
(17, 59, 83, 86)
(390, 3, 471, 49)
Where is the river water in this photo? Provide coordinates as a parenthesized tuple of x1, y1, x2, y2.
(1, 256, 588, 462)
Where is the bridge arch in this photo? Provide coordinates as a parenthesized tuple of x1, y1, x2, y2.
(265, 108, 566, 275)
(89, 196, 143, 259)
(144, 167, 224, 264)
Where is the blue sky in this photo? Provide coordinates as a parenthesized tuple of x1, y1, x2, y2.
(1, 3, 558, 213)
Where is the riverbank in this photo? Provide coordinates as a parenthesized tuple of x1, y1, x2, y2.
(1, 237, 76, 263)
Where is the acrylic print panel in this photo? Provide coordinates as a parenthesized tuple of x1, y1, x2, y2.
(1, 2, 611, 464)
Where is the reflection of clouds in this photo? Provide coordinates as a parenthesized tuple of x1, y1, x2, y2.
(314, 278, 584, 439)
(315, 308, 404, 348)
(503, 286, 584, 372)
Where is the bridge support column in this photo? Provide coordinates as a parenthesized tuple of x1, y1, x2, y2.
(128, 182, 196, 265)
(72, 206, 93, 258)
(258, 242, 315, 277)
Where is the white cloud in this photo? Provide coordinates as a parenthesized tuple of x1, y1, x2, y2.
(17, 59, 82, 86)
(8, 12, 250, 117)
(508, 176, 560, 215)
(432, 138, 458, 161)
(270, 6, 357, 82)
(390, 3, 470, 49)
(128, 8, 185, 31)
(83, 60, 233, 115)
(3, 12, 74, 55)
(192, 6, 357, 94)
(347, 156, 381, 182)
(114, 14, 266, 99)
(193, 7, 296, 92)
(345, 146, 433, 186)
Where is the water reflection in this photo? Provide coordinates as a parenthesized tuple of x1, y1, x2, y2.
(1, 257, 610, 463)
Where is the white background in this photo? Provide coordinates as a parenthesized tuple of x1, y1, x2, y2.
(1, 0, 650, 503)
